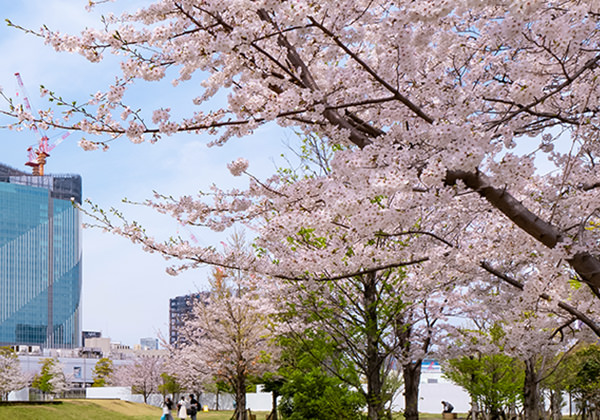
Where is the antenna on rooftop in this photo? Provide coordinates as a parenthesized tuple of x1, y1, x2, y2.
(15, 72, 70, 176)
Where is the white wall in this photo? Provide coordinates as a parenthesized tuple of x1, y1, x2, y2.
(86, 386, 132, 400)
(247, 392, 273, 411)
(7, 387, 29, 401)
(392, 382, 470, 413)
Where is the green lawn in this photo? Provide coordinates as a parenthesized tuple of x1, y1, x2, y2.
(0, 400, 457, 420)
(0, 399, 270, 420)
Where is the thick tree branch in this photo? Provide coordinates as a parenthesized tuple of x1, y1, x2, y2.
(447, 169, 600, 289)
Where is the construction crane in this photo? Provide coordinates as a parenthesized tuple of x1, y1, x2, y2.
(15, 72, 69, 176)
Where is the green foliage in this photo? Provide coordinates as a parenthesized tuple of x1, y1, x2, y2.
(573, 346, 600, 391)
(158, 372, 182, 397)
(92, 357, 114, 387)
(32, 358, 60, 395)
(203, 379, 233, 395)
(279, 367, 365, 420)
(443, 354, 524, 417)
(277, 334, 365, 420)
(261, 372, 285, 396)
(276, 133, 336, 182)
(0, 347, 17, 358)
(558, 344, 600, 417)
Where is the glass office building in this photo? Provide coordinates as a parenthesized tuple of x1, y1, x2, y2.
(0, 163, 82, 348)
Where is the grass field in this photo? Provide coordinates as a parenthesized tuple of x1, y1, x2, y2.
(0, 399, 455, 420)
(0, 399, 271, 420)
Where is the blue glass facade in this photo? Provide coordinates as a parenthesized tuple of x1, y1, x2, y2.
(0, 164, 82, 348)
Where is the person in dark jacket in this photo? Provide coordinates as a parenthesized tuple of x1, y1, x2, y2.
(442, 401, 454, 413)
(188, 394, 199, 420)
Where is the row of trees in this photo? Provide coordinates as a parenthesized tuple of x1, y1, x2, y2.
(445, 344, 600, 420)
(3, 1, 600, 419)
(0, 350, 171, 403)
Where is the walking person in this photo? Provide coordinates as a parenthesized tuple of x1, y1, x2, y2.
(162, 397, 174, 420)
(188, 394, 199, 420)
(177, 396, 188, 419)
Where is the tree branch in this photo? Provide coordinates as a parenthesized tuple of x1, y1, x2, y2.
(308, 17, 434, 125)
(480, 261, 600, 337)
(488, 53, 600, 128)
(276, 257, 430, 282)
(447, 169, 600, 289)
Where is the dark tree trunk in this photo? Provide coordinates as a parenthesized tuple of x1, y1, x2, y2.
(364, 273, 386, 420)
(270, 391, 278, 420)
(234, 373, 247, 420)
(403, 360, 422, 420)
(523, 358, 541, 420)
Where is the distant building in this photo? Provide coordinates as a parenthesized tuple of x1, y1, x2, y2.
(140, 337, 159, 350)
(0, 163, 82, 348)
(169, 292, 209, 346)
(84, 337, 112, 355)
(82, 330, 102, 344)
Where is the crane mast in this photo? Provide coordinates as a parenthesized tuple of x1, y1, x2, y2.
(15, 73, 68, 176)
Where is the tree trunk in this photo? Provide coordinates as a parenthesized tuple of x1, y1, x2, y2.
(550, 390, 563, 420)
(364, 273, 386, 420)
(365, 342, 385, 420)
(403, 360, 422, 420)
(470, 396, 480, 420)
(235, 373, 247, 420)
(523, 358, 541, 420)
(270, 391, 278, 420)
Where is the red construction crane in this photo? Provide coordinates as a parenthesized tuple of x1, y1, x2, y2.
(15, 72, 69, 176)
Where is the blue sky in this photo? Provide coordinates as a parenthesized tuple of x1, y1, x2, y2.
(0, 1, 291, 346)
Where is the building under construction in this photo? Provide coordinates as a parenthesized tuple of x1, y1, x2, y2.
(0, 162, 82, 348)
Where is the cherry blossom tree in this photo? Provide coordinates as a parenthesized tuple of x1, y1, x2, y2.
(442, 264, 591, 420)
(0, 347, 26, 401)
(275, 255, 460, 420)
(5, 4, 600, 415)
(5, 0, 597, 334)
(114, 356, 164, 403)
(171, 254, 279, 420)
